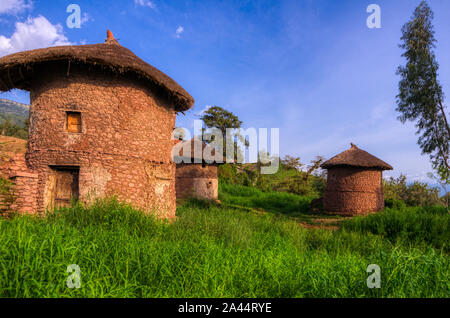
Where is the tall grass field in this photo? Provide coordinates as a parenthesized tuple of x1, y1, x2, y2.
(0, 183, 448, 298)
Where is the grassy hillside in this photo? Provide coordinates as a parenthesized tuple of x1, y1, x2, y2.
(219, 182, 314, 217)
(219, 163, 326, 199)
(0, 193, 448, 298)
(0, 99, 29, 140)
(0, 99, 29, 127)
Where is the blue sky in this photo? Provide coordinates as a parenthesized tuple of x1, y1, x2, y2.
(1, 0, 449, 184)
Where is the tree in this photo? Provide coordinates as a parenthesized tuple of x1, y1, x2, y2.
(303, 156, 325, 182)
(396, 0, 450, 182)
(0, 117, 28, 140)
(281, 155, 303, 171)
(200, 106, 248, 161)
(383, 174, 442, 207)
(427, 172, 449, 211)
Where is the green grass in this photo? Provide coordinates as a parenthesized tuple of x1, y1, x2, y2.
(341, 205, 449, 252)
(219, 182, 315, 217)
(0, 198, 448, 298)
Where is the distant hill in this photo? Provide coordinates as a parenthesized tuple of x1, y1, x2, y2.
(0, 99, 29, 127)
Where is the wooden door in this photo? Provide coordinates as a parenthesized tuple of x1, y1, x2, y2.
(53, 169, 79, 208)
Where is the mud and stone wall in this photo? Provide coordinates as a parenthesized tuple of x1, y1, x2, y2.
(323, 167, 384, 215)
(23, 63, 177, 218)
(175, 164, 218, 200)
(0, 153, 39, 214)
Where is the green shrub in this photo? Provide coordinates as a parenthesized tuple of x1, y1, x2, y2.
(383, 175, 443, 207)
(384, 198, 407, 210)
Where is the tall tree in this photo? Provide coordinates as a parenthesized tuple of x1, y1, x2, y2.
(396, 0, 450, 182)
(200, 106, 248, 162)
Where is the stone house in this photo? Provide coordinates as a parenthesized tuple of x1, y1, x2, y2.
(321, 143, 393, 216)
(173, 139, 221, 201)
(0, 30, 194, 218)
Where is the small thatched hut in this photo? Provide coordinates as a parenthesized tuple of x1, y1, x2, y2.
(0, 30, 194, 218)
(321, 143, 393, 216)
(173, 139, 221, 201)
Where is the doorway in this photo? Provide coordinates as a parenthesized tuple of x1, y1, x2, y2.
(47, 166, 79, 208)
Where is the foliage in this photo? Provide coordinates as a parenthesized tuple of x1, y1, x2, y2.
(384, 198, 407, 210)
(383, 174, 442, 207)
(396, 0, 450, 182)
(273, 174, 325, 198)
(281, 155, 303, 170)
(0, 117, 28, 140)
(427, 172, 449, 210)
(218, 162, 326, 198)
(200, 106, 248, 162)
(0, 198, 448, 297)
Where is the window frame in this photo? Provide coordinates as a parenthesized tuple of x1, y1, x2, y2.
(65, 111, 82, 133)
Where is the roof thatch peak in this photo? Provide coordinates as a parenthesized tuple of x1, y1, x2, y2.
(105, 30, 120, 45)
(321, 144, 393, 170)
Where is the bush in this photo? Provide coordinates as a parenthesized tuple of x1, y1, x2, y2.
(219, 162, 327, 198)
(384, 198, 407, 210)
(383, 175, 443, 207)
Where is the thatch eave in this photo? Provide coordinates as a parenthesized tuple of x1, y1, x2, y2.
(321, 143, 393, 171)
(0, 41, 194, 112)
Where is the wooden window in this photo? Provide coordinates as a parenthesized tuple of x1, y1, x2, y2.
(66, 112, 81, 133)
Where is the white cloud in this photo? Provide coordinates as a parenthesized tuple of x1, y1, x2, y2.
(81, 12, 92, 25)
(134, 0, 156, 9)
(196, 105, 211, 116)
(0, 15, 71, 57)
(175, 26, 184, 38)
(0, 0, 32, 15)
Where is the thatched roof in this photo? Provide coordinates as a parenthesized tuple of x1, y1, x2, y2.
(0, 30, 194, 111)
(321, 143, 393, 170)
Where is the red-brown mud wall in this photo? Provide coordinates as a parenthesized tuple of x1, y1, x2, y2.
(26, 64, 177, 218)
(323, 167, 384, 215)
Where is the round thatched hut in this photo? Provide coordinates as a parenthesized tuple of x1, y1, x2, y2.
(0, 30, 194, 218)
(321, 143, 393, 216)
(173, 139, 221, 201)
